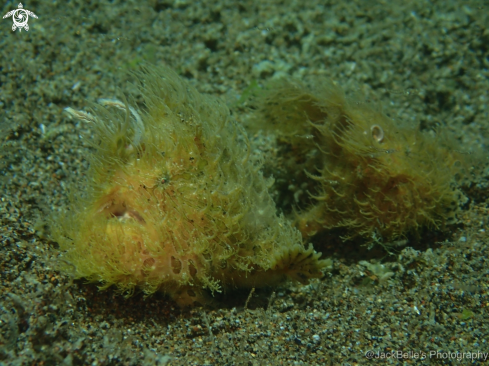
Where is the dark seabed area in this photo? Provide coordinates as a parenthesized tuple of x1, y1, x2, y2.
(1, 0, 489, 365)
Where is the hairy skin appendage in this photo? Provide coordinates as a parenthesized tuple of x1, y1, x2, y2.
(51, 67, 327, 307)
(247, 78, 472, 247)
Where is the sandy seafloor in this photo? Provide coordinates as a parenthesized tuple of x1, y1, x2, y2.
(1, 0, 489, 365)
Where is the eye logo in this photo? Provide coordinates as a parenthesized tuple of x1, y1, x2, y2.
(3, 3, 38, 32)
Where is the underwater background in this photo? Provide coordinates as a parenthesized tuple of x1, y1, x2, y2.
(1, 0, 488, 364)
